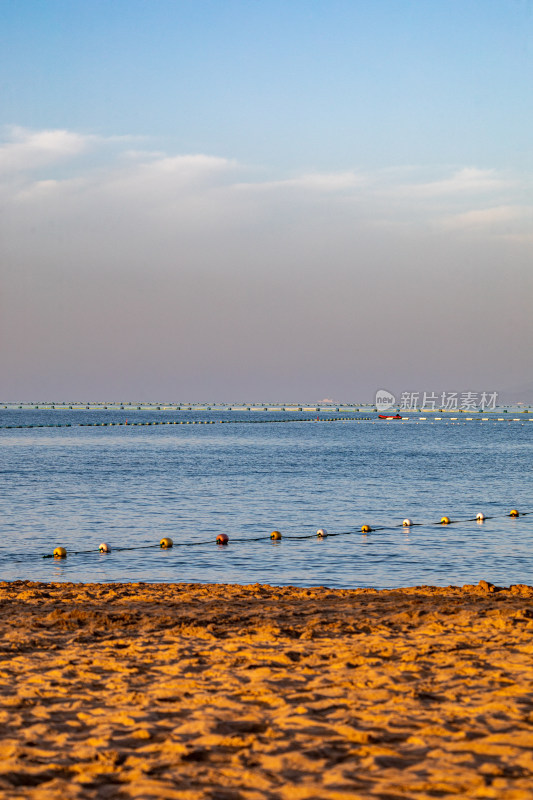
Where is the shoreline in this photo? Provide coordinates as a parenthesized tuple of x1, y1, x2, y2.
(1, 581, 532, 798)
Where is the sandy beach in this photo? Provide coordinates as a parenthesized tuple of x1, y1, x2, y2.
(1, 581, 532, 799)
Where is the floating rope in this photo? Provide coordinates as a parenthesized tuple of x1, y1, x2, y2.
(43, 510, 531, 558)
(3, 415, 533, 431)
(1, 417, 374, 430)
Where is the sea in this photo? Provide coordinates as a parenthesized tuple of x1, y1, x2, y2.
(0, 406, 531, 589)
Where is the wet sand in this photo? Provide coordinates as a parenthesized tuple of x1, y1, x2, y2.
(1, 581, 532, 799)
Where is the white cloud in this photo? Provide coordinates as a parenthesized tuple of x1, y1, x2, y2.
(0, 126, 92, 174)
(0, 127, 531, 245)
(233, 170, 369, 194)
(148, 154, 235, 174)
(440, 204, 533, 240)
(388, 167, 512, 198)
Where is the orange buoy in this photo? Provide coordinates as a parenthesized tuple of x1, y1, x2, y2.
(270, 530, 282, 540)
(509, 509, 519, 517)
(216, 534, 229, 545)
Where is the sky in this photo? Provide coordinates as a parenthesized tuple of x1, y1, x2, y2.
(1, 0, 532, 402)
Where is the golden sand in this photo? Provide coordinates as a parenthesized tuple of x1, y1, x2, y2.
(1, 580, 533, 799)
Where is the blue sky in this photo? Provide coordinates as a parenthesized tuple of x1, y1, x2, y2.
(1, 1, 532, 400)
(2, 0, 532, 171)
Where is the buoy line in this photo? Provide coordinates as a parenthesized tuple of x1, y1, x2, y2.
(2, 416, 532, 431)
(43, 509, 530, 558)
(0, 417, 374, 430)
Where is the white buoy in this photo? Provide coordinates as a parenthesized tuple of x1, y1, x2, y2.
(99, 542, 111, 553)
(476, 513, 485, 522)
(403, 519, 413, 527)
(316, 528, 327, 538)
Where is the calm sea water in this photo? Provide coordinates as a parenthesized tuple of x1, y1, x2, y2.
(0, 409, 531, 588)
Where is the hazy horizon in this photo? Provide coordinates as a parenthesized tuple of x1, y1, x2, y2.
(1, 1, 532, 401)
(2, 385, 533, 406)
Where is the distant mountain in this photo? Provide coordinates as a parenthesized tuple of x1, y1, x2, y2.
(499, 381, 533, 405)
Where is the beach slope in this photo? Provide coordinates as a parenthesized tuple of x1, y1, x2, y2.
(1, 581, 532, 799)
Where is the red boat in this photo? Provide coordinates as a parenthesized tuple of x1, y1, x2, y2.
(378, 413, 403, 419)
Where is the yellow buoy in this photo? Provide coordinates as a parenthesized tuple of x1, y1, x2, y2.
(270, 530, 282, 540)
(510, 509, 519, 517)
(53, 546, 67, 558)
(361, 524, 372, 533)
(316, 528, 327, 537)
(441, 516, 451, 524)
(476, 513, 485, 522)
(160, 537, 173, 548)
(99, 542, 111, 553)
(402, 518, 413, 527)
